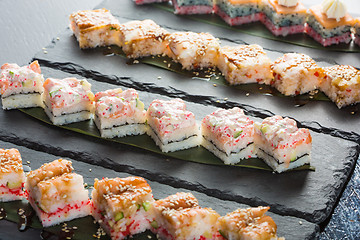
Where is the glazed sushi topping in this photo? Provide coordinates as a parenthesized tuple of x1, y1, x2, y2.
(70, 8, 120, 31)
(147, 99, 196, 133)
(95, 88, 145, 119)
(278, 0, 298, 7)
(43, 78, 94, 108)
(321, 0, 347, 21)
(255, 115, 311, 149)
(323, 65, 360, 90)
(0, 61, 43, 96)
(203, 107, 253, 143)
(119, 19, 168, 43)
(271, 53, 318, 73)
(0, 149, 23, 173)
(218, 206, 277, 239)
(26, 159, 73, 190)
(222, 44, 266, 65)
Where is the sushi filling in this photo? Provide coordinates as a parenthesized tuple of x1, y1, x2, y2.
(305, 24, 352, 46)
(214, 1, 263, 25)
(204, 137, 254, 156)
(172, 0, 213, 15)
(258, 148, 309, 165)
(2, 93, 43, 110)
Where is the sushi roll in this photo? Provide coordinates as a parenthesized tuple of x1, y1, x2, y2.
(354, 18, 360, 46)
(150, 192, 220, 240)
(0, 148, 25, 202)
(146, 98, 201, 153)
(165, 32, 220, 70)
(216, 206, 281, 240)
(69, 8, 121, 49)
(261, 0, 307, 36)
(118, 19, 169, 58)
(94, 88, 147, 138)
(270, 53, 324, 96)
(25, 159, 91, 227)
(42, 77, 95, 125)
(134, 0, 169, 4)
(254, 115, 312, 173)
(201, 107, 256, 165)
(305, 0, 354, 47)
(320, 65, 360, 109)
(0, 61, 44, 110)
(217, 44, 273, 85)
(213, 0, 264, 26)
(91, 176, 155, 240)
(172, 0, 214, 15)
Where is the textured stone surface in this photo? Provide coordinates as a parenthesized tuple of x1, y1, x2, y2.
(0, 140, 319, 239)
(0, 67, 357, 225)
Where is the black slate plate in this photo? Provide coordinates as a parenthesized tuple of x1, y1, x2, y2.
(0, 67, 358, 227)
(0, 140, 319, 240)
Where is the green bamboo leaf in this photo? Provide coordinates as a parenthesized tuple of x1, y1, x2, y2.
(19, 107, 314, 172)
(153, 3, 360, 53)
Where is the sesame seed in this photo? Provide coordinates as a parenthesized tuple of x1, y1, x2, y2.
(157, 76, 161, 79)
(351, 112, 355, 115)
(246, 93, 250, 96)
(299, 221, 303, 225)
(26, 161, 30, 164)
(224, 98, 228, 101)
(133, 60, 139, 64)
(213, 84, 217, 87)
(89, 169, 92, 172)
(42, 47, 46, 50)
(56, 37, 60, 40)
(216, 100, 220, 103)
(43, 51, 48, 54)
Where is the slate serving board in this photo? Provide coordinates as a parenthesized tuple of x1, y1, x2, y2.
(1, 0, 360, 238)
(0, 140, 319, 239)
(0, 66, 358, 228)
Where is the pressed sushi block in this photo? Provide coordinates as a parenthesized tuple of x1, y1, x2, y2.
(201, 107, 256, 165)
(150, 192, 220, 240)
(134, 0, 169, 4)
(69, 8, 121, 49)
(0, 148, 25, 202)
(172, 0, 214, 15)
(270, 53, 324, 96)
(94, 88, 147, 138)
(305, 1, 354, 46)
(217, 44, 273, 85)
(216, 206, 282, 240)
(254, 115, 312, 173)
(214, 0, 264, 26)
(354, 18, 360, 46)
(25, 159, 91, 227)
(261, 0, 307, 36)
(165, 32, 220, 70)
(91, 177, 155, 240)
(42, 77, 95, 125)
(146, 98, 201, 153)
(118, 19, 169, 58)
(321, 65, 360, 109)
(0, 61, 44, 110)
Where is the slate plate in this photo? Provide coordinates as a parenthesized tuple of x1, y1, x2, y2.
(0, 140, 319, 240)
(0, 67, 358, 227)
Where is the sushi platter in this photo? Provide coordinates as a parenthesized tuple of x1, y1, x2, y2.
(0, 0, 360, 239)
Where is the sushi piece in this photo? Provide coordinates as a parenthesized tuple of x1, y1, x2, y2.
(118, 19, 169, 58)
(213, 0, 264, 26)
(165, 32, 220, 70)
(172, 0, 214, 15)
(134, 0, 169, 4)
(150, 192, 220, 240)
(254, 115, 312, 173)
(305, 1, 354, 47)
(0, 61, 44, 110)
(261, 0, 307, 36)
(146, 98, 201, 153)
(201, 107, 256, 165)
(25, 159, 91, 227)
(42, 77, 95, 125)
(217, 44, 273, 85)
(0, 148, 25, 202)
(321, 65, 360, 109)
(216, 206, 281, 240)
(354, 18, 360, 46)
(91, 176, 155, 240)
(270, 53, 324, 96)
(69, 8, 121, 49)
(94, 88, 147, 138)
